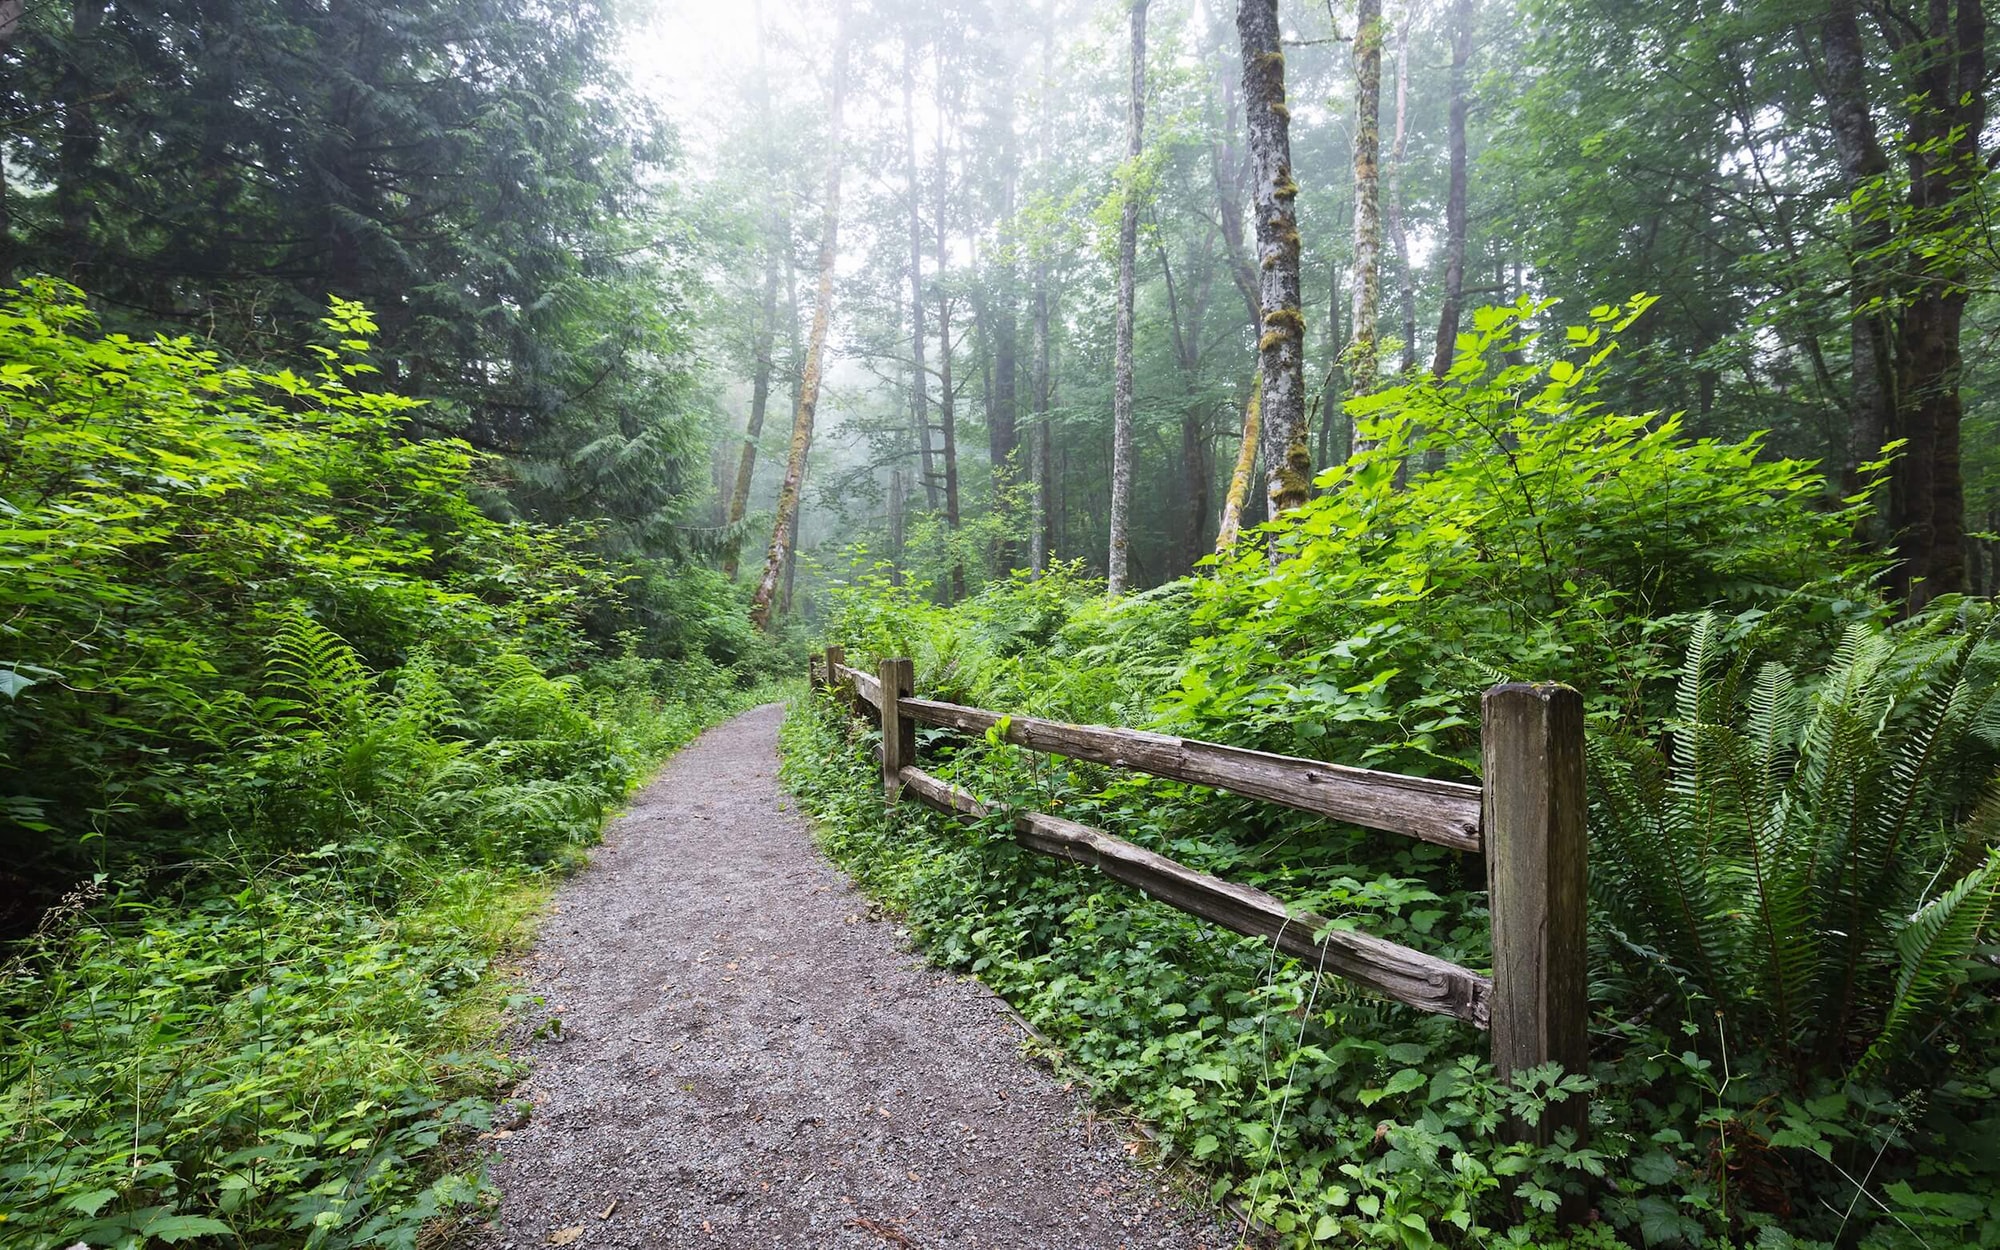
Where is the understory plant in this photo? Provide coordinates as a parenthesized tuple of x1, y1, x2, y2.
(1588, 606, 2000, 1245)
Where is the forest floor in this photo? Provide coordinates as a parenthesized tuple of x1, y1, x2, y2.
(481, 703, 1232, 1250)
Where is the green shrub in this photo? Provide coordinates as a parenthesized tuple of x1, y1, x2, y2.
(1167, 296, 1880, 777)
(0, 280, 621, 885)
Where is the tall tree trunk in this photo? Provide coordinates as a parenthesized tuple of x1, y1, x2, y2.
(1349, 0, 1384, 445)
(723, 244, 784, 578)
(889, 466, 906, 585)
(1324, 259, 1345, 467)
(1238, 0, 1310, 527)
(1212, 67, 1263, 331)
(1429, 0, 1473, 379)
(1388, 2, 1417, 376)
(1821, 0, 1895, 498)
(1056, 442, 1071, 561)
(1031, 269, 1052, 575)
(57, 0, 106, 279)
(1819, 0, 1980, 605)
(1158, 233, 1215, 573)
(1107, 0, 1149, 595)
(1894, 0, 1981, 604)
(1030, 2, 1057, 578)
(903, 39, 941, 512)
(1215, 377, 1261, 550)
(781, 466, 803, 615)
(1180, 400, 1213, 570)
(990, 93, 1020, 491)
(1212, 60, 1264, 548)
(750, 6, 848, 632)
(934, 42, 964, 601)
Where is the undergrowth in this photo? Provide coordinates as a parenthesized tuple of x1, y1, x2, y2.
(0, 281, 793, 1248)
(0, 659, 778, 1250)
(787, 304, 2000, 1248)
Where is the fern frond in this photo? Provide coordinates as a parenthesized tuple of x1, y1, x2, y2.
(1852, 847, 2000, 1079)
(262, 607, 373, 732)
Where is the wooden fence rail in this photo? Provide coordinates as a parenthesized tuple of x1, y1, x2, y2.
(808, 648, 1587, 1144)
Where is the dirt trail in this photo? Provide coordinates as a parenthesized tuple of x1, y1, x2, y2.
(484, 703, 1229, 1250)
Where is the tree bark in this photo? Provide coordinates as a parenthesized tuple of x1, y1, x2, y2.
(1429, 0, 1473, 380)
(1818, 0, 1980, 605)
(1212, 66, 1262, 330)
(1325, 258, 1345, 466)
(1388, 1, 1418, 377)
(904, 39, 941, 512)
(723, 242, 783, 578)
(1031, 268, 1054, 575)
(1030, 1, 1057, 578)
(990, 94, 1020, 489)
(1158, 231, 1216, 572)
(1107, 0, 1149, 595)
(1349, 0, 1385, 446)
(781, 466, 803, 615)
(935, 39, 964, 601)
(889, 465, 906, 585)
(1212, 61, 1263, 547)
(1238, 0, 1310, 524)
(750, 5, 848, 632)
(1893, 0, 1980, 604)
(1215, 376, 1261, 550)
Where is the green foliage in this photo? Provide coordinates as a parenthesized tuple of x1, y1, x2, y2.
(0, 645, 772, 1249)
(1170, 297, 1878, 775)
(0, 279, 785, 1247)
(0, 867, 531, 1250)
(0, 279, 622, 880)
(0, 0, 708, 549)
(1592, 604, 2000, 1089)
(795, 303, 2000, 1245)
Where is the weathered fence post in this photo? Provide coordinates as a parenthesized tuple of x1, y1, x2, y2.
(807, 654, 822, 693)
(879, 658, 915, 802)
(1481, 682, 1589, 1145)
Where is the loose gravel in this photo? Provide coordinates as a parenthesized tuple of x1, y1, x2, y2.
(483, 703, 1234, 1250)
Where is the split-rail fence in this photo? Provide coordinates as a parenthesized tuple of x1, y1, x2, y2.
(807, 645, 1587, 1144)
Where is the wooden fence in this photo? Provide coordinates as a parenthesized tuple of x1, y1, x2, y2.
(807, 645, 1588, 1144)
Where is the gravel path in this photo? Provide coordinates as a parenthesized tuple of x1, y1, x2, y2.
(484, 703, 1232, 1250)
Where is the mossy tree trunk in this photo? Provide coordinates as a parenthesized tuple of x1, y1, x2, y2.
(1107, 0, 1148, 595)
(1237, 0, 1310, 528)
(1215, 378, 1261, 551)
(750, 4, 848, 632)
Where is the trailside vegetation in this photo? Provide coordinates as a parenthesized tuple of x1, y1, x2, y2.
(0, 282, 781, 1246)
(785, 304, 2000, 1248)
